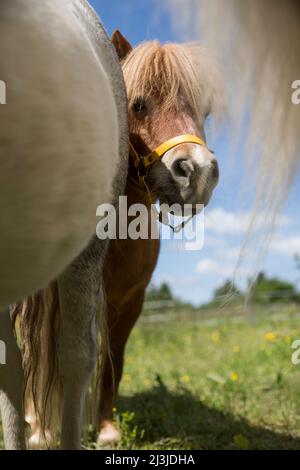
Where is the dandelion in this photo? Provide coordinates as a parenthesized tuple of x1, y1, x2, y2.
(143, 378, 150, 386)
(284, 335, 291, 344)
(181, 374, 191, 384)
(211, 330, 220, 343)
(230, 371, 239, 382)
(233, 345, 240, 353)
(123, 373, 131, 382)
(264, 332, 277, 342)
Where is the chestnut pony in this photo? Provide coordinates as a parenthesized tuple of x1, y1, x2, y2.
(97, 31, 221, 446)
(21, 31, 221, 448)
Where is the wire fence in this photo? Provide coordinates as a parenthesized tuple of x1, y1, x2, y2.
(141, 292, 300, 325)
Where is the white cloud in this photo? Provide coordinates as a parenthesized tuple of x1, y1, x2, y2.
(203, 234, 257, 262)
(196, 233, 300, 293)
(204, 207, 292, 236)
(196, 258, 236, 277)
(270, 236, 300, 256)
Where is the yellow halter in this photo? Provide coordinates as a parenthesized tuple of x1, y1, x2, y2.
(129, 134, 207, 189)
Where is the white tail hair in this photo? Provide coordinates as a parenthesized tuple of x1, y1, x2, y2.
(168, 0, 300, 271)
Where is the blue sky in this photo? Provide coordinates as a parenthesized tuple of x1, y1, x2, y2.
(90, 0, 300, 305)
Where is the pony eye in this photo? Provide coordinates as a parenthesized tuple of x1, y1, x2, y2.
(132, 98, 147, 116)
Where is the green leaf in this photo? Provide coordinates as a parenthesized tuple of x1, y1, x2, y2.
(233, 434, 249, 450)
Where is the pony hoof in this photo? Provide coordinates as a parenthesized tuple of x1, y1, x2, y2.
(28, 430, 52, 450)
(97, 423, 121, 448)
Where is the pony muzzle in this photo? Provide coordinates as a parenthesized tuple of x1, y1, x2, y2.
(129, 134, 212, 189)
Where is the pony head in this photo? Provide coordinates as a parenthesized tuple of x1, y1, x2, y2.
(112, 31, 222, 213)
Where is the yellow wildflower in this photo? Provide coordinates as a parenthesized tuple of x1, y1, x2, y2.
(264, 332, 277, 342)
(211, 331, 220, 343)
(233, 345, 240, 353)
(230, 371, 239, 382)
(181, 374, 191, 384)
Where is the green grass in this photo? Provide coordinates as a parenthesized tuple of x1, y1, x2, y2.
(101, 305, 300, 450)
(1, 305, 300, 450)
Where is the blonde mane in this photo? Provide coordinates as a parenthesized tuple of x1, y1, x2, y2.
(122, 41, 223, 118)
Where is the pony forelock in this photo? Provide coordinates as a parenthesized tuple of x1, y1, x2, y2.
(122, 40, 223, 118)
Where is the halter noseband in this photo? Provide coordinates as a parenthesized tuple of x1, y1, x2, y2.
(128, 134, 209, 231)
(129, 134, 207, 190)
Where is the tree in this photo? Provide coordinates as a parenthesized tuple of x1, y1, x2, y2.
(213, 280, 241, 300)
(145, 282, 173, 302)
(251, 271, 298, 303)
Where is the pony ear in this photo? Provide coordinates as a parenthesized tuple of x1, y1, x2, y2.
(111, 30, 132, 60)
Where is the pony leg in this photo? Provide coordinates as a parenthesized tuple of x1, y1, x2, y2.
(26, 399, 52, 449)
(58, 240, 105, 450)
(0, 309, 26, 450)
(97, 291, 145, 446)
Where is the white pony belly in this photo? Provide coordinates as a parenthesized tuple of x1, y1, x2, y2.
(0, 0, 119, 307)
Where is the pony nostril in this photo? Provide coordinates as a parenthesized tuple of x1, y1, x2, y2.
(172, 159, 188, 178)
(171, 158, 194, 179)
(211, 159, 219, 180)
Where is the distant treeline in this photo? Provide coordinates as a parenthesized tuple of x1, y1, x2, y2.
(211, 272, 300, 306)
(146, 270, 300, 310)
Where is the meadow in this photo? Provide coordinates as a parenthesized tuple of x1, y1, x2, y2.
(92, 304, 300, 450)
(1, 304, 300, 450)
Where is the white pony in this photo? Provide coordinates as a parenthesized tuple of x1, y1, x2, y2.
(0, 0, 128, 449)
